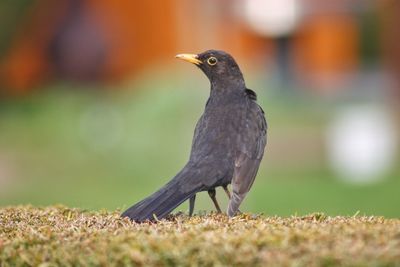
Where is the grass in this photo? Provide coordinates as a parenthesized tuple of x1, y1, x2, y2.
(1, 205, 399, 266)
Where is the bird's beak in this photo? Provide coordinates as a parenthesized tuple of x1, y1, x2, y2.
(175, 54, 202, 65)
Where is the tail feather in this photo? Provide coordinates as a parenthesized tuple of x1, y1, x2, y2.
(122, 171, 202, 222)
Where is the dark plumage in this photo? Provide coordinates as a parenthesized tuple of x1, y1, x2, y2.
(122, 50, 267, 222)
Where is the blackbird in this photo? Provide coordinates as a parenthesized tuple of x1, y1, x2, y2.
(122, 50, 267, 222)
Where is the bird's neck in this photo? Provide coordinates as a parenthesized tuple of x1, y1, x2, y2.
(210, 77, 245, 96)
(208, 80, 246, 106)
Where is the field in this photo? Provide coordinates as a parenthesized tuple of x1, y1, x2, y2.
(1, 205, 399, 266)
(0, 74, 399, 266)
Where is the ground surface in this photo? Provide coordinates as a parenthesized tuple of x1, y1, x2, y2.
(1, 206, 399, 266)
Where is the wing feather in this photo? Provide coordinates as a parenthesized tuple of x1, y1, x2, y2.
(227, 91, 267, 216)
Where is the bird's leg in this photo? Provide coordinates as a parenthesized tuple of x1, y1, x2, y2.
(189, 195, 196, 216)
(223, 185, 231, 199)
(208, 189, 222, 213)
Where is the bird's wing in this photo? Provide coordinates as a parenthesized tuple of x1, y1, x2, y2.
(228, 94, 267, 216)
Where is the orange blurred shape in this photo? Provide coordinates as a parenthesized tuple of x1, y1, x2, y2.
(0, 0, 68, 94)
(1, 43, 47, 94)
(0, 0, 178, 93)
(87, 0, 177, 82)
(294, 15, 359, 91)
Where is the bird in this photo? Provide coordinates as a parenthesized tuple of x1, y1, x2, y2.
(122, 50, 267, 222)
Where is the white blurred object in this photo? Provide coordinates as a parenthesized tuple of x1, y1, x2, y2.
(242, 0, 301, 37)
(327, 106, 397, 184)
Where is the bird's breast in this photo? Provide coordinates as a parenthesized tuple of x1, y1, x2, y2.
(190, 101, 248, 159)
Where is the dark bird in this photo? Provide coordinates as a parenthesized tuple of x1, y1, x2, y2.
(122, 50, 267, 222)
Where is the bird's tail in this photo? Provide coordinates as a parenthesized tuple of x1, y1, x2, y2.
(121, 168, 202, 222)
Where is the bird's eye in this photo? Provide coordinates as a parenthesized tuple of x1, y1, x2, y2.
(207, 57, 218, 66)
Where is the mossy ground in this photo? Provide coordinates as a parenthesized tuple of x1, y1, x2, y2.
(0, 205, 399, 266)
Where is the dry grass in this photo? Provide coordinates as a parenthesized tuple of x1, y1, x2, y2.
(0, 205, 399, 266)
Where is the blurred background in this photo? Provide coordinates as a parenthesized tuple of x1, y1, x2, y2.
(0, 0, 399, 217)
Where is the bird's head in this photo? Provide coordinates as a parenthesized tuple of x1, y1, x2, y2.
(176, 50, 244, 88)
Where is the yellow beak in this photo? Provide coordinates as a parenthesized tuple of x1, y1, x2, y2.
(175, 53, 202, 65)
